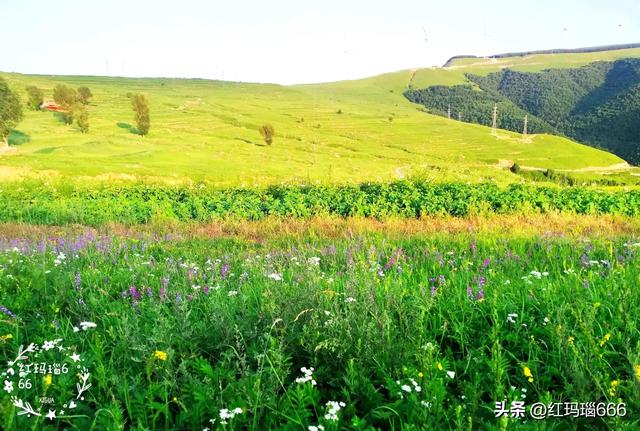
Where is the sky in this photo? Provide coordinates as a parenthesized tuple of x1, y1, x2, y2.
(1, 0, 639, 84)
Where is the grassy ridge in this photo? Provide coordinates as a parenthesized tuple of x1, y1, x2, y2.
(1, 232, 639, 429)
(2, 48, 638, 185)
(1, 180, 639, 225)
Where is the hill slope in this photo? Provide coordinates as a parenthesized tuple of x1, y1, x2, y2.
(1, 49, 636, 185)
(404, 47, 640, 164)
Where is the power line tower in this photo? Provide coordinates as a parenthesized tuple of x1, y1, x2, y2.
(523, 115, 528, 138)
(491, 104, 497, 135)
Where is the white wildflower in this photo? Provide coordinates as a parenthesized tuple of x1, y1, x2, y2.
(308, 257, 321, 266)
(295, 367, 317, 386)
(268, 273, 283, 281)
(324, 400, 346, 421)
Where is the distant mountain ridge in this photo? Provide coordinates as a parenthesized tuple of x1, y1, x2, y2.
(443, 43, 640, 67)
(407, 58, 640, 164)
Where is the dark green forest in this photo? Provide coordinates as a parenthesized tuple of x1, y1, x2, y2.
(405, 59, 640, 164)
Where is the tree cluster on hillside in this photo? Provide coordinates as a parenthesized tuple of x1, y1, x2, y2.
(404, 85, 554, 134)
(407, 58, 640, 164)
(53, 84, 92, 132)
(0, 78, 23, 147)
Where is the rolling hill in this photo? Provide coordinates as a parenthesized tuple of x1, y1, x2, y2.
(1, 45, 639, 185)
(407, 45, 640, 164)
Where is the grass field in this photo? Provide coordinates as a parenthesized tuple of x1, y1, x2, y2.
(1, 219, 639, 430)
(2, 47, 640, 430)
(2, 47, 640, 186)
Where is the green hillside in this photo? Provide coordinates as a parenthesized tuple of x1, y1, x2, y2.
(406, 52, 640, 164)
(2, 47, 639, 185)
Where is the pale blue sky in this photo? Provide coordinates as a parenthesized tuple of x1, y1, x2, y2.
(1, 0, 638, 84)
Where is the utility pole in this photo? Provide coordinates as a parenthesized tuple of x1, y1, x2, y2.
(491, 104, 497, 135)
(458, 112, 462, 121)
(447, 104, 451, 120)
(523, 115, 528, 138)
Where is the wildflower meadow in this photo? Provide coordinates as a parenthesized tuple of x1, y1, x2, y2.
(1, 227, 639, 429)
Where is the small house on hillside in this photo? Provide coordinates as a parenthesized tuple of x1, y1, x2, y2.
(41, 101, 65, 112)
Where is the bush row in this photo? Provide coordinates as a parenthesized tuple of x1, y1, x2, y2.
(1, 181, 639, 225)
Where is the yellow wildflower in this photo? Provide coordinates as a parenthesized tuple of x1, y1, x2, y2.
(609, 380, 620, 396)
(634, 365, 640, 382)
(418, 372, 424, 379)
(44, 374, 52, 386)
(0, 334, 13, 342)
(437, 362, 443, 371)
(523, 366, 534, 383)
(153, 350, 168, 361)
(599, 333, 612, 347)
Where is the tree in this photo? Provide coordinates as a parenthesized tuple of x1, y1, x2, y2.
(131, 94, 150, 135)
(0, 78, 23, 147)
(25, 86, 44, 110)
(74, 104, 89, 133)
(53, 84, 77, 124)
(259, 124, 275, 145)
(77, 87, 93, 105)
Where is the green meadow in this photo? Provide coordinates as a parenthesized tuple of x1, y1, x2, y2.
(2, 47, 640, 430)
(3, 47, 640, 186)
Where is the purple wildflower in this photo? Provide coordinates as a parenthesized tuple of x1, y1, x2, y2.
(384, 255, 395, 270)
(473, 275, 486, 288)
(0, 304, 16, 318)
(583, 279, 590, 289)
(470, 241, 477, 256)
(482, 258, 491, 270)
(221, 263, 230, 279)
(477, 287, 485, 300)
(438, 274, 446, 286)
(466, 285, 474, 300)
(175, 293, 182, 303)
(162, 276, 169, 291)
(146, 287, 153, 298)
(430, 286, 437, 296)
(129, 285, 141, 301)
(580, 253, 589, 268)
(74, 272, 81, 290)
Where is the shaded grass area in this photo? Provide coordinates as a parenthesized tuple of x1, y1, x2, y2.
(1, 232, 639, 429)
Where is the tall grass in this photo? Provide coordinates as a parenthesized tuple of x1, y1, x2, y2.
(1, 232, 638, 429)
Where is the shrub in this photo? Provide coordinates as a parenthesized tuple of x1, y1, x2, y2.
(75, 104, 89, 133)
(259, 124, 275, 145)
(25, 86, 43, 110)
(510, 163, 521, 174)
(77, 87, 93, 105)
(0, 78, 23, 146)
(131, 94, 150, 136)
